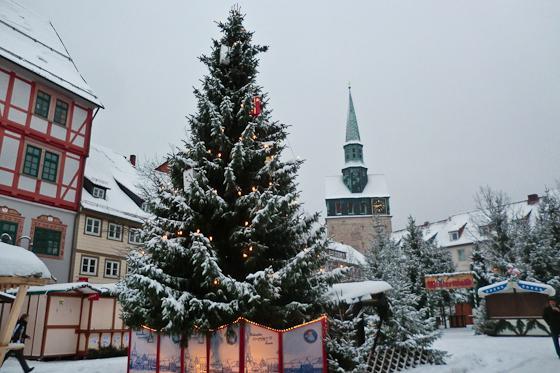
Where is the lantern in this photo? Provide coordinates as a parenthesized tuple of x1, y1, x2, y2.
(250, 96, 262, 117)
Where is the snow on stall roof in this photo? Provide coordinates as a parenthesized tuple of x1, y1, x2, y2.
(82, 144, 147, 223)
(391, 197, 541, 248)
(0, 0, 101, 106)
(0, 241, 52, 280)
(478, 280, 556, 298)
(328, 241, 366, 266)
(325, 174, 389, 199)
(8, 281, 117, 295)
(328, 280, 392, 304)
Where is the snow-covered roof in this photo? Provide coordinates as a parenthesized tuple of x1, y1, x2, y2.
(328, 280, 392, 304)
(328, 241, 366, 266)
(0, 0, 102, 106)
(325, 174, 389, 199)
(0, 242, 53, 285)
(478, 280, 556, 298)
(392, 197, 540, 248)
(8, 281, 116, 295)
(82, 144, 147, 223)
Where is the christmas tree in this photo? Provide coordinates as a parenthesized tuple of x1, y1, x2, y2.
(118, 7, 332, 335)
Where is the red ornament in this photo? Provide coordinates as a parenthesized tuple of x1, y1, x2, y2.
(250, 96, 262, 117)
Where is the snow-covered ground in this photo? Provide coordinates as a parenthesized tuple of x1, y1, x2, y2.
(2, 328, 560, 372)
(409, 327, 560, 373)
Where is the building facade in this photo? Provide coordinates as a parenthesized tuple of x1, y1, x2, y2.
(0, 1, 102, 281)
(325, 88, 392, 254)
(70, 144, 145, 284)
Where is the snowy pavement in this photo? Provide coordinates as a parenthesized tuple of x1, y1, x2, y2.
(2, 328, 560, 372)
(409, 327, 560, 373)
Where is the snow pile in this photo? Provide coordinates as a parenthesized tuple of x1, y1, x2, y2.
(0, 242, 52, 280)
(328, 280, 392, 304)
(0, 0, 101, 105)
(408, 328, 560, 373)
(1, 356, 126, 372)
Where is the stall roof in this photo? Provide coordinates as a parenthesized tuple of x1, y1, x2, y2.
(0, 242, 53, 289)
(8, 281, 116, 295)
(0, 291, 15, 302)
(328, 280, 392, 304)
(478, 280, 556, 298)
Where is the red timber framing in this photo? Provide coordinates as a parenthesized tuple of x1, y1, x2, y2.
(0, 63, 95, 212)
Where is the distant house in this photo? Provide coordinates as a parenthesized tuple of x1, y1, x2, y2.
(326, 241, 366, 280)
(391, 194, 541, 271)
(69, 144, 146, 283)
(0, 0, 102, 281)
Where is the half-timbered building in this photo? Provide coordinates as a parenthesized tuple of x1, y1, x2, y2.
(0, 1, 102, 281)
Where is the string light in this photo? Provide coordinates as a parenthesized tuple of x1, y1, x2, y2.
(217, 152, 222, 158)
(201, 315, 327, 333)
(242, 252, 248, 258)
(212, 278, 220, 286)
(177, 230, 183, 236)
(209, 236, 213, 241)
(237, 191, 242, 196)
(248, 246, 253, 252)
(244, 221, 249, 226)
(251, 186, 257, 192)
(269, 182, 272, 187)
(196, 229, 200, 234)
(252, 134, 257, 140)
(162, 235, 168, 241)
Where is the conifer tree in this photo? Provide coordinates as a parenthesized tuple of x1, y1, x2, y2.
(118, 8, 333, 335)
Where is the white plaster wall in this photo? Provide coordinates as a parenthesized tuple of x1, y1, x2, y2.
(0, 70, 9, 100)
(0, 134, 19, 170)
(11, 78, 30, 109)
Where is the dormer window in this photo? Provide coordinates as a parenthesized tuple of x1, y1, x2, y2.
(92, 186, 106, 199)
(449, 231, 459, 241)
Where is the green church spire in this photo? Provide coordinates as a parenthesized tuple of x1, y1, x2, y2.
(345, 86, 361, 143)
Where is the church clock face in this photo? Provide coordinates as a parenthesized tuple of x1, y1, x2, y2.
(372, 199, 385, 214)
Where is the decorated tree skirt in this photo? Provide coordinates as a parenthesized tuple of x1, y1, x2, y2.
(128, 316, 327, 373)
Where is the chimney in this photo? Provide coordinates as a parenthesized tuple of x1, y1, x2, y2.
(129, 154, 136, 167)
(527, 194, 539, 205)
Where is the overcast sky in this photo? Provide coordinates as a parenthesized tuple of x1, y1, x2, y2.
(24, 0, 560, 229)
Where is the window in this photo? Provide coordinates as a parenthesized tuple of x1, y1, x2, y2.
(85, 217, 101, 236)
(335, 201, 342, 216)
(53, 99, 69, 126)
(458, 248, 466, 261)
(41, 151, 59, 182)
(128, 228, 142, 244)
(449, 231, 459, 241)
(34, 90, 51, 118)
(0, 221, 18, 244)
(92, 186, 106, 199)
(105, 260, 120, 278)
(33, 228, 61, 256)
(108, 223, 122, 241)
(81, 256, 98, 275)
(22, 145, 42, 177)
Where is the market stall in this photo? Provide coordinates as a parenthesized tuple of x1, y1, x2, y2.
(0, 242, 52, 366)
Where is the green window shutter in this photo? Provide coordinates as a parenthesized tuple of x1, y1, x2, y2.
(35, 91, 51, 118)
(0, 221, 18, 244)
(22, 145, 42, 177)
(41, 151, 59, 182)
(53, 99, 69, 126)
(33, 228, 61, 256)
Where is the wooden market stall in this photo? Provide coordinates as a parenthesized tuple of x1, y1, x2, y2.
(478, 279, 556, 336)
(0, 282, 128, 359)
(0, 242, 52, 366)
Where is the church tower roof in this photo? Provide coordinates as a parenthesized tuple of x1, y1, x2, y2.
(345, 87, 361, 143)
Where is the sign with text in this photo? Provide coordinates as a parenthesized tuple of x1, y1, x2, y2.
(425, 272, 475, 290)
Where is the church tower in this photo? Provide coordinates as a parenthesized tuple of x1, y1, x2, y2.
(325, 87, 392, 254)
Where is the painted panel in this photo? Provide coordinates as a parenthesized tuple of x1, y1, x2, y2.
(282, 320, 324, 373)
(101, 332, 112, 348)
(90, 298, 114, 329)
(0, 70, 9, 100)
(8, 107, 27, 124)
(30, 115, 48, 133)
(0, 134, 19, 170)
(159, 335, 181, 373)
(11, 78, 31, 109)
(51, 124, 66, 140)
(47, 296, 81, 325)
(0, 170, 14, 186)
(40, 182, 57, 198)
(71, 105, 87, 131)
(43, 328, 79, 356)
(112, 333, 122, 349)
(210, 324, 240, 373)
(62, 156, 79, 184)
(245, 323, 279, 373)
(88, 333, 100, 350)
(72, 134, 85, 148)
(184, 333, 207, 373)
(129, 328, 158, 373)
(18, 175, 37, 192)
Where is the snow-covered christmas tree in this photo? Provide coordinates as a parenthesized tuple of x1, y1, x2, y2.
(118, 7, 332, 335)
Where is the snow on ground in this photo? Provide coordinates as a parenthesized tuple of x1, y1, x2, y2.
(2, 328, 560, 372)
(408, 327, 560, 373)
(1, 356, 126, 372)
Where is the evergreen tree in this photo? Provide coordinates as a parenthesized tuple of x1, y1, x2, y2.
(118, 8, 333, 336)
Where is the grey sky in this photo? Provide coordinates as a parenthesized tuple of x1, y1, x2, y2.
(24, 0, 560, 229)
